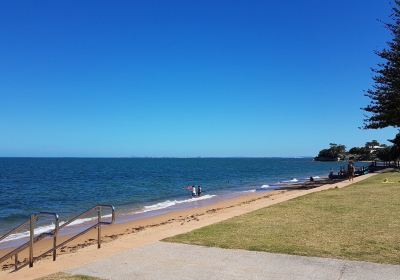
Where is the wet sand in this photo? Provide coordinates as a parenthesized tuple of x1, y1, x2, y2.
(0, 175, 375, 280)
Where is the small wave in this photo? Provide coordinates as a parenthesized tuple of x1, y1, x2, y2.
(282, 178, 298, 183)
(0, 214, 113, 244)
(0, 223, 56, 243)
(241, 189, 257, 193)
(260, 184, 270, 189)
(61, 214, 112, 227)
(138, 194, 216, 213)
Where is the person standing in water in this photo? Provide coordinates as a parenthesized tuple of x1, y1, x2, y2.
(197, 185, 202, 197)
(191, 185, 197, 197)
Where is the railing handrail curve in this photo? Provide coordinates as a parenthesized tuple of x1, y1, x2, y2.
(0, 204, 115, 271)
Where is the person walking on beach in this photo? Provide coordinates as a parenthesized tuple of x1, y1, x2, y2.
(347, 161, 355, 181)
(197, 185, 202, 197)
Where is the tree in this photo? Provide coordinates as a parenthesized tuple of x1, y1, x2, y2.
(348, 140, 388, 161)
(376, 146, 395, 162)
(389, 132, 400, 146)
(363, 1, 400, 129)
(388, 133, 400, 160)
(376, 144, 400, 162)
(348, 146, 371, 161)
(315, 143, 347, 161)
(348, 147, 364, 155)
(327, 143, 346, 159)
(364, 140, 380, 148)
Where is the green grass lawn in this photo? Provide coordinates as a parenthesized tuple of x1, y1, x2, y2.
(165, 171, 400, 264)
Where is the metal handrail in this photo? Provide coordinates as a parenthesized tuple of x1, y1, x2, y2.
(54, 204, 115, 252)
(0, 205, 115, 271)
(59, 204, 115, 230)
(0, 229, 55, 270)
(31, 212, 60, 266)
(0, 212, 59, 270)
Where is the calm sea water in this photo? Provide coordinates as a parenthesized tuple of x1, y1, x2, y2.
(0, 157, 348, 238)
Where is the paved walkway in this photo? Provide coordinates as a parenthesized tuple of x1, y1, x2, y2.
(67, 242, 400, 280)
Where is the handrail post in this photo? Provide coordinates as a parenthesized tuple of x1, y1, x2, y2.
(1, 205, 115, 271)
(97, 207, 101, 249)
(29, 214, 35, 267)
(111, 206, 115, 224)
(53, 215, 59, 261)
(14, 254, 18, 270)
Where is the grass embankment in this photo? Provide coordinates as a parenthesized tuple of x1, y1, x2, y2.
(165, 172, 400, 264)
(37, 272, 101, 280)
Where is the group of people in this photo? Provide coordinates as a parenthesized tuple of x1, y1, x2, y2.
(187, 185, 202, 197)
(328, 161, 356, 181)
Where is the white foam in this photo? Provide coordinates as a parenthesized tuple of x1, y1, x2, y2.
(0, 214, 113, 244)
(138, 194, 216, 213)
(282, 178, 299, 183)
(62, 217, 95, 227)
(0, 223, 57, 243)
(241, 189, 257, 193)
(260, 184, 270, 189)
(61, 214, 112, 227)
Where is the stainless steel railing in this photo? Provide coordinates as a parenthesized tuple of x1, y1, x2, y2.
(0, 204, 115, 271)
(29, 212, 60, 267)
(0, 212, 59, 270)
(56, 204, 115, 250)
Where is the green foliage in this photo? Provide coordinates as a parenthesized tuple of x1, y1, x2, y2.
(376, 146, 396, 161)
(364, 140, 380, 148)
(316, 143, 346, 160)
(320, 139, 399, 162)
(348, 147, 364, 155)
(384, 133, 400, 160)
(348, 146, 372, 160)
(374, 133, 400, 161)
(348, 140, 386, 161)
(389, 133, 400, 146)
(363, 1, 400, 129)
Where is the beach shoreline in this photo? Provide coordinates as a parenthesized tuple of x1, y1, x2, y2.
(0, 174, 378, 280)
(0, 175, 330, 250)
(0, 157, 352, 240)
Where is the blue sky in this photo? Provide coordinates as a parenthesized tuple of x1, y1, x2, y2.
(0, 0, 397, 157)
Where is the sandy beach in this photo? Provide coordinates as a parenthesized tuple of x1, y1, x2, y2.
(0, 174, 377, 280)
(1, 0, 398, 278)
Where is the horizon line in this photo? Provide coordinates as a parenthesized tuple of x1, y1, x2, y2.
(0, 156, 314, 159)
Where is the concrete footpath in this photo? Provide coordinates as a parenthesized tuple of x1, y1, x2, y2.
(67, 242, 400, 280)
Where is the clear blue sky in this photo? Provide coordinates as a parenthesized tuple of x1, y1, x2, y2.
(0, 0, 397, 157)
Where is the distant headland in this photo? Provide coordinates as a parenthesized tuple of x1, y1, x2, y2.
(314, 140, 398, 162)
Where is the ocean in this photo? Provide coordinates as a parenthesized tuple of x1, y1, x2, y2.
(0, 157, 353, 247)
